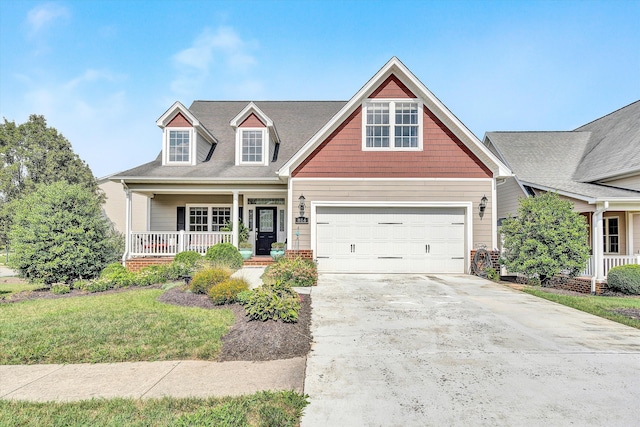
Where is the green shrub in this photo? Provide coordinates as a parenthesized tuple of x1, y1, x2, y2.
(100, 262, 136, 287)
(204, 243, 243, 270)
(50, 283, 70, 295)
(134, 265, 169, 286)
(190, 267, 232, 294)
(208, 278, 250, 305)
(262, 257, 317, 287)
(78, 278, 113, 293)
(236, 289, 253, 305)
(607, 264, 640, 295)
(174, 251, 202, 267)
(485, 267, 499, 282)
(244, 281, 300, 323)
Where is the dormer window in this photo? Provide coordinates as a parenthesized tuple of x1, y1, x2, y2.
(169, 130, 190, 162)
(362, 100, 422, 151)
(241, 129, 265, 163)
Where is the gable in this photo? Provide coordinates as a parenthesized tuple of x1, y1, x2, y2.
(166, 112, 192, 128)
(239, 113, 266, 128)
(292, 104, 491, 178)
(369, 75, 416, 99)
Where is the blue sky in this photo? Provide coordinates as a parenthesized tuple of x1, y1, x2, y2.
(1, 0, 638, 178)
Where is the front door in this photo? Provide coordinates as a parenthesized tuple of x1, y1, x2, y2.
(256, 207, 277, 255)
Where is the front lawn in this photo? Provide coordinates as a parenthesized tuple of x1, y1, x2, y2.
(523, 287, 640, 329)
(0, 288, 235, 364)
(0, 391, 308, 427)
(0, 280, 41, 299)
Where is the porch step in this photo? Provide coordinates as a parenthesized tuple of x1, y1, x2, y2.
(243, 256, 274, 267)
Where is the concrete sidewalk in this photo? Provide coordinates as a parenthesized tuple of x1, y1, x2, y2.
(0, 357, 306, 402)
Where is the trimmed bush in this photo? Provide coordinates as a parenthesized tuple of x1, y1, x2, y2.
(262, 257, 317, 287)
(244, 281, 301, 323)
(190, 267, 232, 294)
(77, 278, 112, 293)
(607, 264, 640, 295)
(100, 262, 136, 288)
(204, 243, 243, 270)
(135, 265, 170, 286)
(51, 283, 70, 294)
(208, 278, 250, 305)
(174, 251, 202, 268)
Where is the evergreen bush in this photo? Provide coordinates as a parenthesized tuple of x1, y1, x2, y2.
(204, 243, 243, 270)
(607, 264, 640, 295)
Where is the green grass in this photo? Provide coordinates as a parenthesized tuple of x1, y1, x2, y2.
(0, 288, 235, 364)
(523, 287, 640, 329)
(0, 281, 42, 298)
(0, 391, 308, 427)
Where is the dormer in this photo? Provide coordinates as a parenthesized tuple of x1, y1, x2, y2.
(156, 101, 216, 166)
(230, 102, 280, 166)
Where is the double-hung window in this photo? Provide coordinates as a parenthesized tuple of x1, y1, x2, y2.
(363, 100, 422, 150)
(164, 128, 193, 165)
(188, 206, 231, 232)
(237, 128, 268, 165)
(603, 217, 619, 253)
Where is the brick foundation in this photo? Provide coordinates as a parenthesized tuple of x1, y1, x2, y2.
(286, 250, 314, 260)
(125, 257, 174, 272)
(470, 249, 500, 271)
(515, 274, 609, 295)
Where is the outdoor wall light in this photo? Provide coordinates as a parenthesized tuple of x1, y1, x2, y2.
(298, 194, 306, 218)
(479, 195, 488, 219)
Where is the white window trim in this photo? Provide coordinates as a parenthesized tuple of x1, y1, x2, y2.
(603, 216, 620, 254)
(186, 204, 233, 232)
(361, 99, 423, 151)
(163, 127, 196, 166)
(236, 127, 269, 166)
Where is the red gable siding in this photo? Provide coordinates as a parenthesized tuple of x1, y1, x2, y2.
(369, 75, 416, 99)
(166, 112, 192, 127)
(292, 106, 491, 178)
(239, 113, 266, 127)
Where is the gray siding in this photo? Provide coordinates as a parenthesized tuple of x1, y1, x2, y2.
(291, 179, 494, 251)
(497, 177, 525, 219)
(196, 133, 212, 162)
(634, 214, 640, 255)
(150, 194, 235, 231)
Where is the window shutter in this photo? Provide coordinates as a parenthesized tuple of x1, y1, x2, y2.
(177, 207, 186, 231)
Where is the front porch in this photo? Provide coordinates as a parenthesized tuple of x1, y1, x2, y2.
(129, 231, 232, 257)
(581, 254, 640, 278)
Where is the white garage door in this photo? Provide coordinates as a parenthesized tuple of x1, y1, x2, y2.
(316, 206, 465, 273)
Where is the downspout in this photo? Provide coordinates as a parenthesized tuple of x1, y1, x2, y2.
(591, 201, 609, 294)
(121, 180, 131, 265)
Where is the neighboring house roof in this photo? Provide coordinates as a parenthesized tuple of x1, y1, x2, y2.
(487, 100, 640, 202)
(573, 100, 640, 183)
(113, 101, 346, 182)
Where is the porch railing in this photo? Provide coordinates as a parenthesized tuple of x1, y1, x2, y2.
(581, 255, 640, 278)
(130, 231, 233, 257)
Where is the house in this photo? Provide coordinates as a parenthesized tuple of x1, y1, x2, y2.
(98, 174, 148, 235)
(485, 100, 640, 287)
(111, 57, 511, 274)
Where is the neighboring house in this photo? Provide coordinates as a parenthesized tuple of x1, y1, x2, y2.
(111, 57, 511, 274)
(485, 100, 640, 284)
(98, 174, 148, 235)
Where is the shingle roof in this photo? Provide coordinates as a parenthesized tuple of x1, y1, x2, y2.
(573, 100, 640, 182)
(113, 101, 346, 180)
(487, 131, 640, 199)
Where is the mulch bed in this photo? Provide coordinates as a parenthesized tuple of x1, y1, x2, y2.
(158, 287, 312, 362)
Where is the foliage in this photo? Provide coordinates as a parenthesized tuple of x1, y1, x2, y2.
(607, 264, 640, 295)
(523, 287, 640, 330)
(271, 242, 285, 250)
(208, 278, 250, 305)
(9, 182, 119, 284)
(262, 256, 317, 287)
(484, 267, 499, 282)
(244, 281, 301, 323)
(236, 289, 253, 305)
(221, 220, 250, 244)
(100, 262, 136, 287)
(190, 267, 232, 294)
(50, 283, 70, 295)
(174, 250, 202, 268)
(0, 115, 98, 245)
(0, 391, 309, 427)
(77, 278, 112, 293)
(0, 289, 235, 364)
(205, 243, 244, 269)
(500, 192, 590, 284)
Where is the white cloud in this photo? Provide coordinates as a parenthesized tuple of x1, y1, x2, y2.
(26, 2, 70, 34)
(170, 26, 259, 99)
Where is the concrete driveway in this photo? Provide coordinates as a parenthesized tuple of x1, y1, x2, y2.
(301, 274, 640, 426)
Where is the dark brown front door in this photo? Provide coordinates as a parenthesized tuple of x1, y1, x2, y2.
(256, 207, 277, 255)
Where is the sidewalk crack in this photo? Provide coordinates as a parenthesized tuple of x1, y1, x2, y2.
(0, 364, 67, 399)
(140, 361, 181, 399)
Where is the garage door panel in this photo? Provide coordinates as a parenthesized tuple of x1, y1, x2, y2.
(316, 206, 466, 274)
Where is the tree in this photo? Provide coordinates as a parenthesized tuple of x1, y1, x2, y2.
(500, 192, 590, 284)
(9, 181, 120, 285)
(0, 115, 98, 244)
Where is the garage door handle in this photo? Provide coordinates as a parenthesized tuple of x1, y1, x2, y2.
(378, 257, 402, 259)
(425, 244, 430, 253)
(350, 244, 355, 253)
(451, 257, 464, 259)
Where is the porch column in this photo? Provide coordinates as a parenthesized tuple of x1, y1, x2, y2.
(232, 191, 239, 247)
(122, 184, 132, 263)
(593, 210, 605, 281)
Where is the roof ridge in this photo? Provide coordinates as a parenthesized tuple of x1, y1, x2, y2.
(574, 99, 640, 131)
